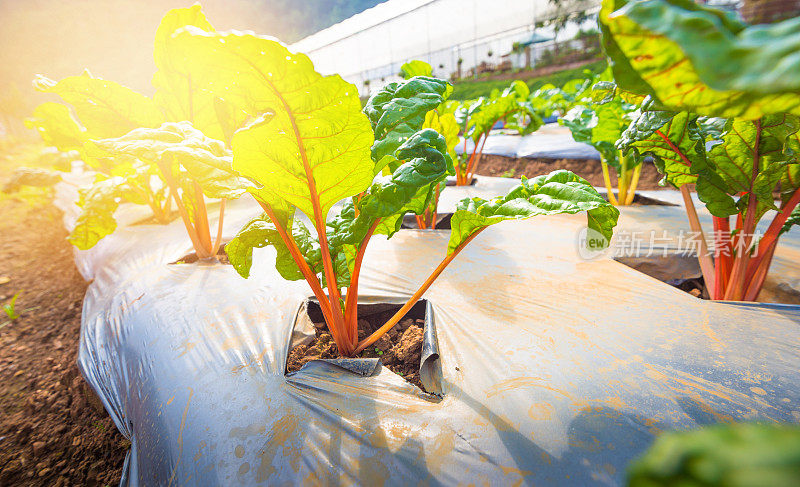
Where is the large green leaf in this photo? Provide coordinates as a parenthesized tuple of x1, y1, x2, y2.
(24, 102, 86, 152)
(152, 6, 246, 143)
(600, 0, 800, 119)
(448, 170, 619, 254)
(706, 115, 800, 219)
(169, 27, 375, 219)
(34, 72, 164, 138)
(619, 110, 704, 187)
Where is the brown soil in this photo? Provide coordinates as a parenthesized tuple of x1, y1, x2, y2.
(0, 171, 127, 483)
(286, 304, 427, 391)
(475, 154, 667, 191)
(668, 277, 707, 299)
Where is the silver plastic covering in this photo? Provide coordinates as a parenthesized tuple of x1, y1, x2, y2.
(55, 174, 800, 486)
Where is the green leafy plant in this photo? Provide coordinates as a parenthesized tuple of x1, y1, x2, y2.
(604, 0, 800, 301)
(455, 80, 542, 185)
(560, 76, 643, 205)
(3, 293, 20, 321)
(628, 422, 800, 487)
(161, 24, 619, 356)
(31, 6, 247, 254)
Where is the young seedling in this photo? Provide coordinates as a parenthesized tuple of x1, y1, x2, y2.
(3, 293, 20, 321)
(603, 0, 800, 301)
(162, 26, 620, 356)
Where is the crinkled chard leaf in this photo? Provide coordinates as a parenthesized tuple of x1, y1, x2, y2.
(364, 76, 452, 165)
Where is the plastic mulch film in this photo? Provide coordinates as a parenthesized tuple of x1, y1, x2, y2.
(57, 176, 800, 486)
(456, 124, 601, 160)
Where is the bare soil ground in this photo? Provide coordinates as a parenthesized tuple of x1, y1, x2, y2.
(475, 154, 667, 191)
(0, 144, 127, 486)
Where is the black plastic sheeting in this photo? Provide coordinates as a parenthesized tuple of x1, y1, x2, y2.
(55, 175, 800, 485)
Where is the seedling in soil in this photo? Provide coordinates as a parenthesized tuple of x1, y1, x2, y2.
(159, 24, 619, 356)
(3, 293, 20, 321)
(603, 0, 800, 301)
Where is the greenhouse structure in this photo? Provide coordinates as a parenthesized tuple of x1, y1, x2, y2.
(290, 0, 599, 93)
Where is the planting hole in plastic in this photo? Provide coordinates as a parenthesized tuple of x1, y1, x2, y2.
(286, 298, 443, 396)
(169, 243, 229, 265)
(446, 177, 477, 186)
(401, 213, 452, 230)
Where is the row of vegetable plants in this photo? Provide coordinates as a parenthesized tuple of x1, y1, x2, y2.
(442, 0, 800, 303)
(25, 5, 619, 358)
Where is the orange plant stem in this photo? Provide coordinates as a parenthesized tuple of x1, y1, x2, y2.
(256, 200, 350, 354)
(354, 229, 485, 354)
(212, 198, 227, 255)
(680, 185, 716, 299)
(193, 182, 213, 254)
(343, 219, 380, 346)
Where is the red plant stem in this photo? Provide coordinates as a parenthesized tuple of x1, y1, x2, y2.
(416, 214, 426, 229)
(724, 119, 762, 301)
(212, 198, 227, 255)
(354, 228, 485, 354)
(743, 238, 777, 302)
(712, 216, 732, 299)
(343, 219, 380, 346)
(255, 200, 350, 354)
(263, 74, 348, 348)
(742, 184, 800, 297)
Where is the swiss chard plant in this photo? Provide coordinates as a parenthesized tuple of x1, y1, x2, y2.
(560, 77, 643, 205)
(162, 24, 620, 356)
(454, 81, 542, 186)
(32, 6, 246, 252)
(603, 0, 800, 301)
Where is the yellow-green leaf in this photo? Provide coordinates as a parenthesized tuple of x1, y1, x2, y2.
(34, 72, 164, 138)
(170, 28, 374, 218)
